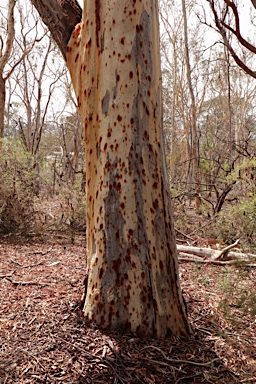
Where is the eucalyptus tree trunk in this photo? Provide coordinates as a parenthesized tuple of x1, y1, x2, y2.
(31, 0, 191, 337)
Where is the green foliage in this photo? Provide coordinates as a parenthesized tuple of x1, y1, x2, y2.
(218, 267, 256, 323)
(215, 195, 256, 250)
(0, 139, 35, 234)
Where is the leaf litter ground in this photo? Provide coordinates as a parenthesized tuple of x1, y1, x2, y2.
(0, 234, 255, 383)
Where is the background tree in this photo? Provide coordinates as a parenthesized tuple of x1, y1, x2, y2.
(0, 0, 16, 138)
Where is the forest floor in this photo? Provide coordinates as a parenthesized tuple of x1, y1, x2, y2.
(0, 220, 256, 383)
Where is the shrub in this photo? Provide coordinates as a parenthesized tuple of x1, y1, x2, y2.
(215, 195, 256, 251)
(0, 139, 35, 234)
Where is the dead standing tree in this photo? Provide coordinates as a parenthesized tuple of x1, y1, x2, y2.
(29, 0, 191, 337)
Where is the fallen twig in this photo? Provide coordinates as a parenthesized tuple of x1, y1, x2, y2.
(25, 246, 53, 256)
(9, 259, 45, 268)
(5, 277, 51, 286)
(0, 274, 14, 278)
(143, 345, 221, 367)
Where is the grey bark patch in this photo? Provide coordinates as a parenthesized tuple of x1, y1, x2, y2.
(102, 90, 110, 116)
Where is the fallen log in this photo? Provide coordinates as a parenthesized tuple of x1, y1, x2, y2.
(178, 252, 256, 267)
(177, 243, 256, 263)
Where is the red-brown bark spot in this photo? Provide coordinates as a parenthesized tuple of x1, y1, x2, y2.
(143, 102, 149, 115)
(129, 71, 133, 79)
(153, 199, 159, 209)
(99, 268, 104, 279)
(159, 260, 164, 270)
(141, 271, 145, 280)
(104, 143, 107, 151)
(75, 53, 79, 62)
(120, 37, 125, 44)
(125, 250, 131, 263)
(95, 257, 98, 265)
(117, 115, 122, 121)
(100, 223, 103, 230)
(153, 182, 158, 189)
(131, 262, 136, 268)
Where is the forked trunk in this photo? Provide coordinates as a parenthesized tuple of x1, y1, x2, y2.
(66, 0, 190, 337)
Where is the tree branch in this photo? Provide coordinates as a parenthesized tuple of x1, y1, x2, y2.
(222, 0, 256, 54)
(207, 0, 256, 79)
(29, 0, 82, 60)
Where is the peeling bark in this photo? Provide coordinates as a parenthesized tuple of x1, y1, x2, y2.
(66, 0, 191, 337)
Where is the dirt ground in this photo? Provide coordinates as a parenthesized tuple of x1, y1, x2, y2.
(0, 233, 255, 383)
